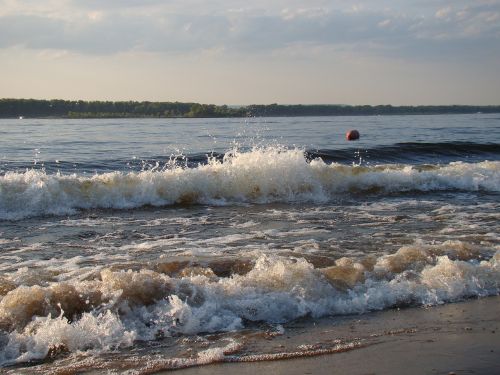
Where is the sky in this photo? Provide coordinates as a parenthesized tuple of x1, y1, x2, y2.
(1, 0, 499, 105)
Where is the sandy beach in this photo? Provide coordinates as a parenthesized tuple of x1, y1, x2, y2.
(170, 296, 499, 375)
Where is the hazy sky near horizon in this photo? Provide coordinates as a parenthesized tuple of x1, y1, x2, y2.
(1, 0, 499, 105)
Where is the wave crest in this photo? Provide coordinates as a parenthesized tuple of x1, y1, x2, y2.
(1, 147, 499, 220)
(0, 241, 498, 365)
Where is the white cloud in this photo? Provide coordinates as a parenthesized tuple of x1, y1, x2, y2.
(435, 7, 452, 19)
(87, 11, 103, 22)
(378, 19, 391, 28)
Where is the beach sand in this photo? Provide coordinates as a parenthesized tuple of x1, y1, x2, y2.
(169, 296, 499, 375)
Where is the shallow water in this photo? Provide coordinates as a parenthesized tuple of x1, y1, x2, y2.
(0, 114, 499, 373)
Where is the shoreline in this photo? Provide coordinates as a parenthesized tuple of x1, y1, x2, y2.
(2, 99, 500, 119)
(169, 296, 499, 375)
(4, 111, 500, 120)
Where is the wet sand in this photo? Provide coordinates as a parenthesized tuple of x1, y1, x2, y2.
(172, 296, 500, 375)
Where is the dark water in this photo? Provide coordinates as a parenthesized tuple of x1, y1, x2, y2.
(0, 114, 499, 373)
(1, 114, 500, 173)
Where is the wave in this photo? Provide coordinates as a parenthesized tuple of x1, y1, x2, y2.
(3, 142, 499, 174)
(0, 240, 498, 365)
(1, 147, 499, 220)
(307, 142, 500, 164)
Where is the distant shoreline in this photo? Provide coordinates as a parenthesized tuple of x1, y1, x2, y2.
(2, 99, 500, 119)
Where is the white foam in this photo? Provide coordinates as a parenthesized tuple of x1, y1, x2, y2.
(1, 311, 135, 365)
(1, 148, 499, 219)
(231, 220, 259, 229)
(0, 241, 498, 366)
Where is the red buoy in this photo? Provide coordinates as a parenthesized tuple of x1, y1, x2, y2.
(346, 129, 360, 141)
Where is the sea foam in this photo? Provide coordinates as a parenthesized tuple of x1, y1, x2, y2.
(0, 240, 498, 365)
(1, 147, 499, 220)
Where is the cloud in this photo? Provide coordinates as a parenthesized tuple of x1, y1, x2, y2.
(435, 7, 452, 19)
(0, 0, 498, 61)
(378, 19, 391, 28)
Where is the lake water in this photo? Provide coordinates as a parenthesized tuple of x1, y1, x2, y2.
(0, 114, 499, 373)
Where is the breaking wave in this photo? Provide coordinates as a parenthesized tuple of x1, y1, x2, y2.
(1, 147, 499, 220)
(0, 240, 498, 365)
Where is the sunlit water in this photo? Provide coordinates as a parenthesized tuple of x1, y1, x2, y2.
(0, 114, 499, 373)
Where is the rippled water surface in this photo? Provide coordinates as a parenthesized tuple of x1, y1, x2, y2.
(0, 114, 499, 373)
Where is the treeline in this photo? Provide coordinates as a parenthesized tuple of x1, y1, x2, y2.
(246, 104, 500, 116)
(1, 99, 500, 118)
(0, 99, 245, 118)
